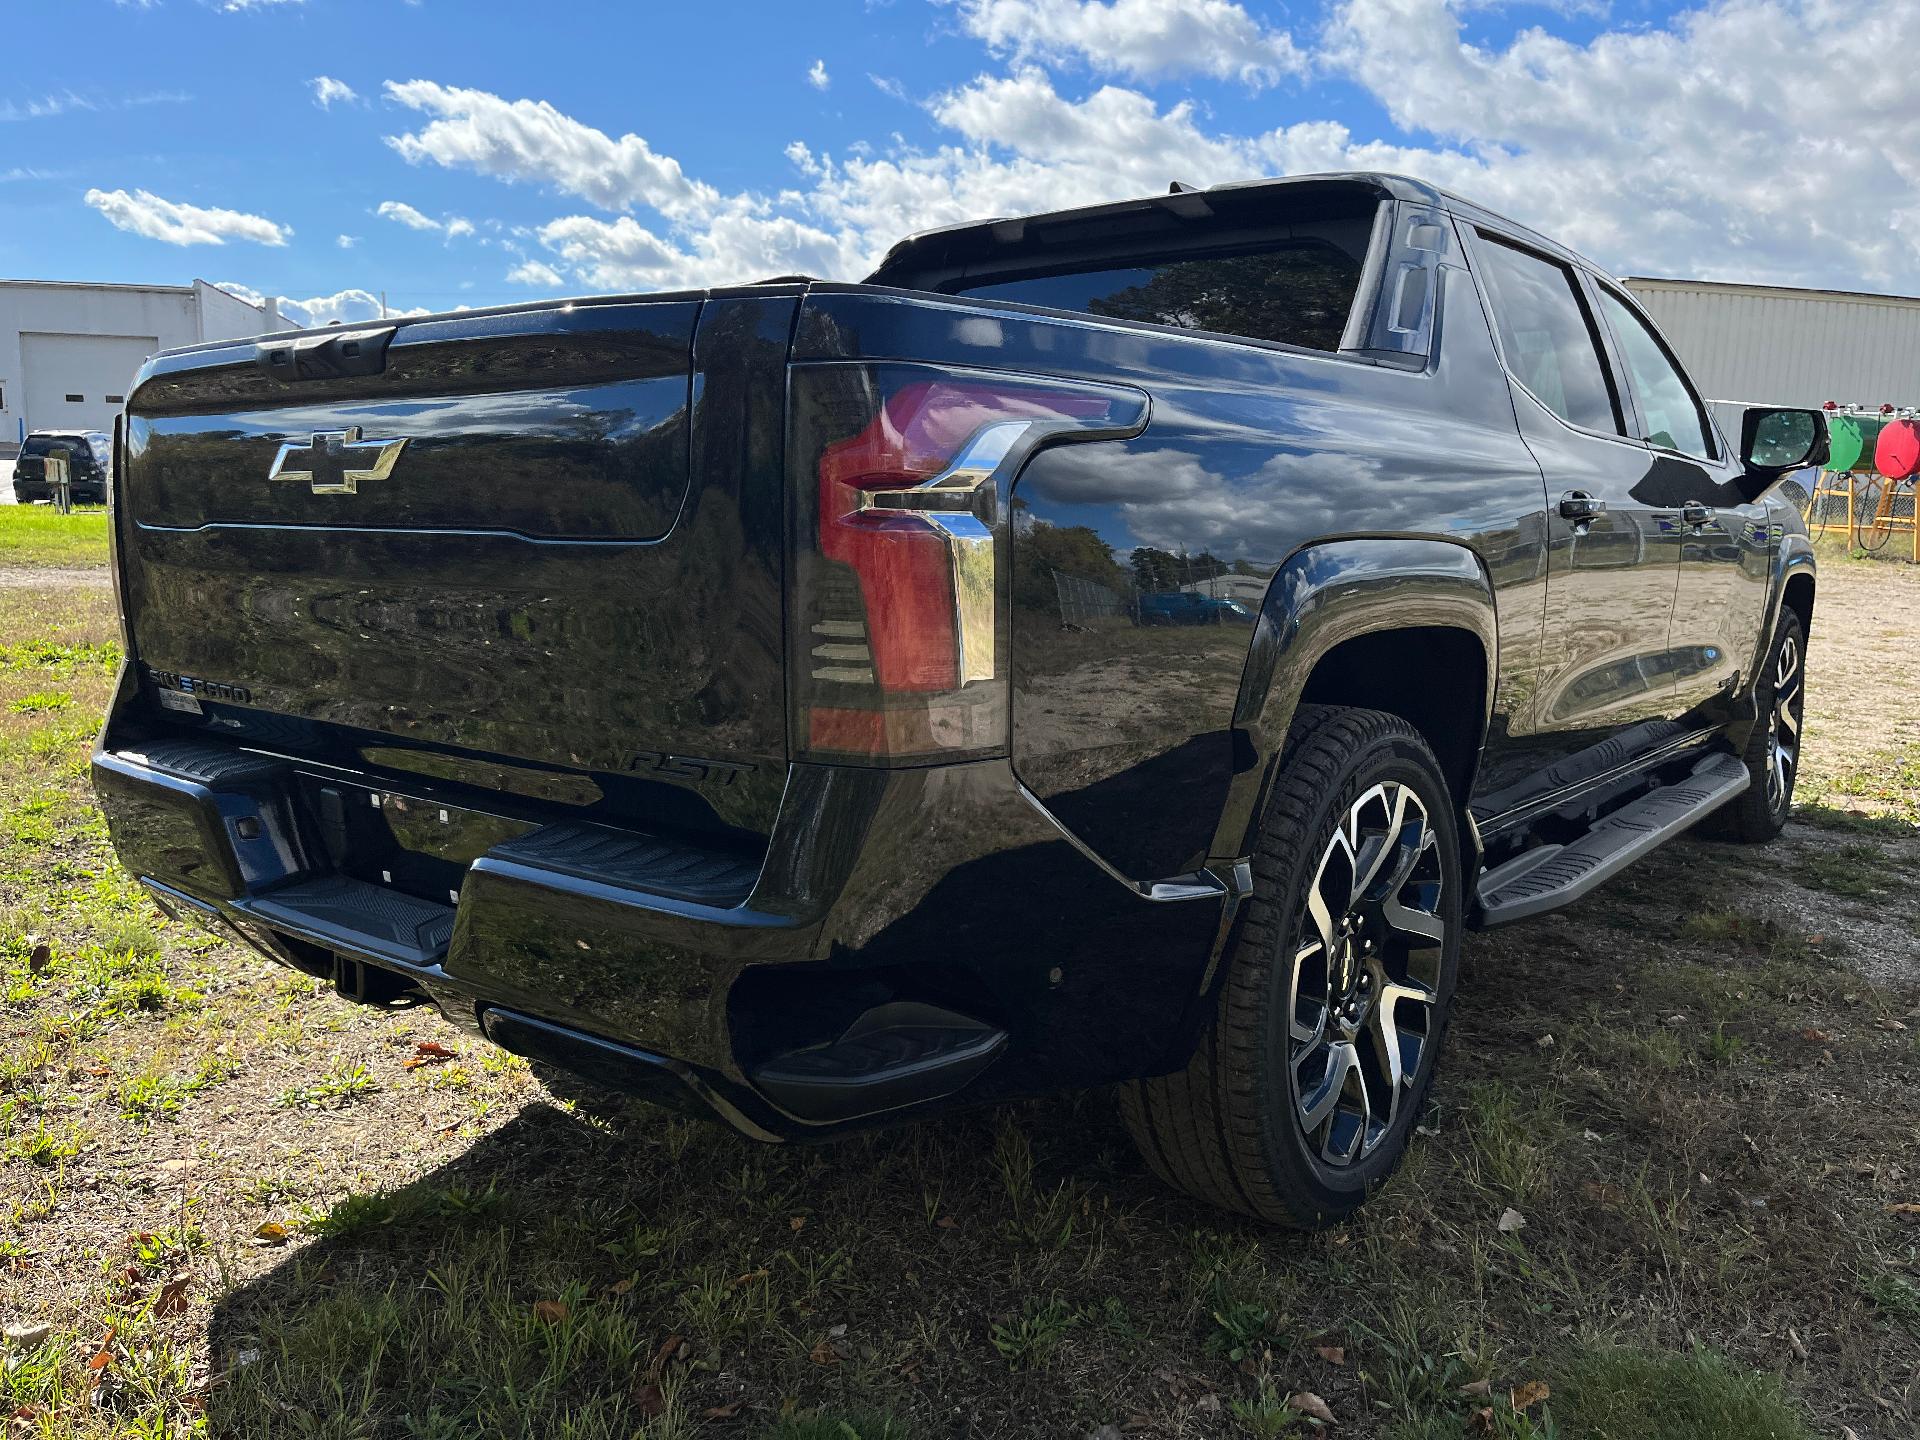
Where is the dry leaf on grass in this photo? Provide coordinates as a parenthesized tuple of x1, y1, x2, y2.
(532, 1300, 569, 1325)
(28, 943, 50, 974)
(647, 1333, 687, 1378)
(1800, 1027, 1833, 1044)
(155, 1275, 190, 1317)
(1510, 1379, 1550, 1410)
(402, 1041, 456, 1070)
(250, 1222, 290, 1247)
(1314, 1344, 1346, 1365)
(702, 1400, 746, 1420)
(1458, 1378, 1492, 1398)
(809, 1335, 843, 1367)
(1885, 1202, 1920, 1220)
(1286, 1391, 1336, 1425)
(1497, 1207, 1527, 1234)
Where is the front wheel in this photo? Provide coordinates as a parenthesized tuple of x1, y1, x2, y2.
(1702, 608, 1806, 843)
(1120, 705, 1462, 1227)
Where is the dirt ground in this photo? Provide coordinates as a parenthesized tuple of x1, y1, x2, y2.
(1, 550, 1917, 1439)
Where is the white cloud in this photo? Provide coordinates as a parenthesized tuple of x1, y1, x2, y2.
(507, 259, 566, 288)
(384, 79, 719, 219)
(217, 282, 430, 327)
(85, 187, 291, 247)
(808, 60, 831, 90)
(377, 198, 475, 242)
(1314, 0, 1920, 288)
(377, 199, 439, 231)
(336, 233, 358, 248)
(367, 1, 1920, 298)
(310, 75, 357, 109)
(0, 93, 95, 122)
(953, 0, 1307, 87)
(217, 0, 305, 10)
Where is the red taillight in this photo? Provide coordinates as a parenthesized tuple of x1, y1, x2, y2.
(789, 366, 1147, 765)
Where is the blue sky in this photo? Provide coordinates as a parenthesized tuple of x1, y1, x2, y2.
(3, 0, 1914, 325)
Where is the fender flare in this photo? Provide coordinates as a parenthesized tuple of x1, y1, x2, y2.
(1209, 537, 1499, 864)
(1757, 532, 1816, 674)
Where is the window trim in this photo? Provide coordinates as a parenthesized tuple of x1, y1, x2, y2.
(1586, 277, 1723, 464)
(1465, 225, 1629, 444)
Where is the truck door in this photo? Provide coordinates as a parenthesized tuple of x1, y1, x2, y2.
(1587, 279, 1773, 729)
(1464, 228, 1691, 813)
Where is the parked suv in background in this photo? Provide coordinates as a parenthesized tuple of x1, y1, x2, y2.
(13, 430, 112, 504)
(92, 173, 1824, 1226)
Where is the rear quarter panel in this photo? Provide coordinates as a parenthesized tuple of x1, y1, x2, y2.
(797, 264, 1549, 882)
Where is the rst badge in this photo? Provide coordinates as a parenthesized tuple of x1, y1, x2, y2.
(268, 428, 408, 495)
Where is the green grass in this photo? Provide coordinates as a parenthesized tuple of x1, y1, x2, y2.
(1555, 1346, 1811, 1439)
(0, 503, 110, 568)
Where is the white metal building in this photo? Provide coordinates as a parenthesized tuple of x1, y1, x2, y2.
(1623, 276, 1920, 414)
(0, 278, 292, 448)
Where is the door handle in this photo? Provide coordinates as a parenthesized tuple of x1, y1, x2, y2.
(1681, 500, 1714, 527)
(1559, 491, 1606, 521)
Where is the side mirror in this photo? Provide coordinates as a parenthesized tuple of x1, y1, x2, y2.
(1740, 407, 1828, 480)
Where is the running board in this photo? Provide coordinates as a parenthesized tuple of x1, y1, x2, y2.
(1473, 752, 1749, 928)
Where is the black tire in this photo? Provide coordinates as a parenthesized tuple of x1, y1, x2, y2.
(1120, 705, 1462, 1227)
(1701, 608, 1806, 843)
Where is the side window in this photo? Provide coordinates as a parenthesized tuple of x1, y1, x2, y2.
(1472, 234, 1620, 435)
(1594, 286, 1715, 460)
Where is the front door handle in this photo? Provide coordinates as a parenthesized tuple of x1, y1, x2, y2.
(1681, 500, 1714, 528)
(1559, 491, 1606, 521)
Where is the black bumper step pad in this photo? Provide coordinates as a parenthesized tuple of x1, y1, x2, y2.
(487, 822, 759, 906)
(237, 873, 455, 968)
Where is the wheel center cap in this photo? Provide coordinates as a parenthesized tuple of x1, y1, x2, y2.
(1331, 916, 1370, 1028)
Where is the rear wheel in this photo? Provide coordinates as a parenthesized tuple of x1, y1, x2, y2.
(1702, 608, 1805, 843)
(1120, 705, 1461, 1227)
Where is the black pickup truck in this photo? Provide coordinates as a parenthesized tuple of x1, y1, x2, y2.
(93, 173, 1824, 1226)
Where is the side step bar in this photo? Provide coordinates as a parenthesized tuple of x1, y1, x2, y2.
(1474, 752, 1749, 928)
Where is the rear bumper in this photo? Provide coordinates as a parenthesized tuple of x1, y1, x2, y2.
(93, 693, 1236, 1139)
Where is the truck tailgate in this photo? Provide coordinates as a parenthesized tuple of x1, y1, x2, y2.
(117, 293, 795, 837)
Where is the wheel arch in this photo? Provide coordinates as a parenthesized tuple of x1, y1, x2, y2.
(1213, 537, 1497, 864)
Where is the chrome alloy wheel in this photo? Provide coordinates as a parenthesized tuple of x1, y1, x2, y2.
(1766, 631, 1803, 813)
(1286, 781, 1446, 1167)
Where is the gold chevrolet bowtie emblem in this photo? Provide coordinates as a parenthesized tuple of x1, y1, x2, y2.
(267, 428, 407, 495)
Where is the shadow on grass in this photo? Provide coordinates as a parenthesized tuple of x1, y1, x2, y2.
(203, 1083, 1177, 1439)
(199, 851, 1915, 1438)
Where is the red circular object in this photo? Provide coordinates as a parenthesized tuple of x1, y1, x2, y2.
(1876, 418, 1920, 480)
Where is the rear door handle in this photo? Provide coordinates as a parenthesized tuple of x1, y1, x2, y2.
(1681, 500, 1714, 527)
(1559, 491, 1606, 521)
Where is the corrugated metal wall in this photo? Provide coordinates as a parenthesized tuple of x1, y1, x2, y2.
(1623, 278, 1920, 410)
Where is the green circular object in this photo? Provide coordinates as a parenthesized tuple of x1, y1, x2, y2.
(1826, 414, 1883, 473)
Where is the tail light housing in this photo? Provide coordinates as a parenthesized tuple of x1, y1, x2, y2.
(788, 364, 1147, 765)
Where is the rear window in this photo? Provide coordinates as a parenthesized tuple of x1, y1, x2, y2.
(22, 436, 88, 460)
(951, 221, 1372, 354)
